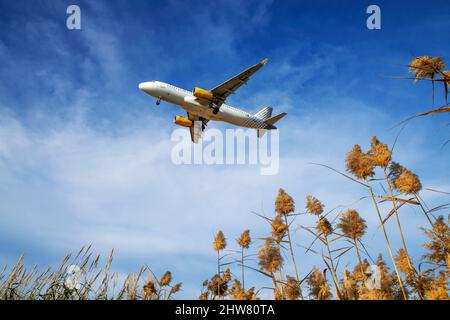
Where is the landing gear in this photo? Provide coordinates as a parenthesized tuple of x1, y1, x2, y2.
(156, 96, 162, 106)
(209, 102, 220, 114)
(199, 117, 206, 131)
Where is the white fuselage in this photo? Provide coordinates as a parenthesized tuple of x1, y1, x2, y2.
(139, 81, 270, 129)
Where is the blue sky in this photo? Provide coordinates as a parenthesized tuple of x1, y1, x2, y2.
(0, 0, 449, 298)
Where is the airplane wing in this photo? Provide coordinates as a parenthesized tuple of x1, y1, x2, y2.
(210, 58, 268, 107)
(188, 113, 208, 144)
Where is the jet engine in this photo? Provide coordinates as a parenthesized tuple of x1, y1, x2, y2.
(174, 115, 193, 127)
(193, 87, 214, 101)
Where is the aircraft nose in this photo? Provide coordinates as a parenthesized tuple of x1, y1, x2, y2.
(139, 82, 152, 91)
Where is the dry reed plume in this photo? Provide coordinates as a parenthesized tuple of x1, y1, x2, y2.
(397, 55, 450, 131)
(197, 134, 447, 299)
(409, 56, 445, 81)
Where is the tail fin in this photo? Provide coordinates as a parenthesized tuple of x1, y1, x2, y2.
(254, 106, 273, 121)
(265, 112, 287, 126)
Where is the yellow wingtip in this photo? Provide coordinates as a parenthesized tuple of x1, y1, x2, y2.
(261, 58, 269, 65)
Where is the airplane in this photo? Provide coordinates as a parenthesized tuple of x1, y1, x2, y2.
(138, 58, 287, 143)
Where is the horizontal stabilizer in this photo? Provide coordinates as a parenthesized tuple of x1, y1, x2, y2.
(265, 112, 287, 125)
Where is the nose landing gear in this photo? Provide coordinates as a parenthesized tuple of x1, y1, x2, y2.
(156, 96, 162, 106)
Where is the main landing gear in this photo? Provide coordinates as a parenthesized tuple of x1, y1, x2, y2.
(199, 117, 206, 131)
(209, 102, 220, 114)
(156, 96, 162, 106)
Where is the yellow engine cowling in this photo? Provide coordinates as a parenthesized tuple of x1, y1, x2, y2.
(174, 115, 193, 128)
(193, 87, 214, 101)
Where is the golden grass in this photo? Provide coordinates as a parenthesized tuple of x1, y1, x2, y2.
(395, 55, 450, 127)
(0, 246, 182, 300)
(409, 56, 445, 81)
